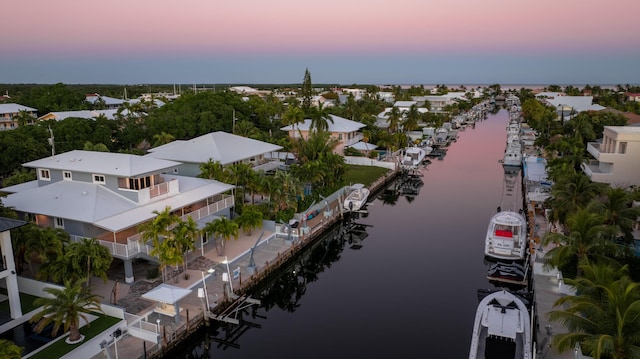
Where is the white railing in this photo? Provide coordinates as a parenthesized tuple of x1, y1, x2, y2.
(149, 181, 171, 198)
(343, 133, 364, 146)
(125, 313, 159, 334)
(69, 234, 134, 259)
(137, 179, 179, 204)
(178, 195, 234, 223)
(253, 160, 281, 172)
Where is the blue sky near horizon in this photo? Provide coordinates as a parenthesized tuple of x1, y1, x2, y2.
(2, 0, 639, 86)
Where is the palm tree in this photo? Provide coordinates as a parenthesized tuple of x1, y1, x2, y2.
(198, 159, 228, 182)
(14, 110, 34, 127)
(228, 162, 255, 204)
(598, 187, 640, 243)
(0, 339, 23, 359)
(171, 216, 199, 275)
(543, 202, 618, 276)
(549, 261, 640, 359)
(282, 105, 305, 138)
(404, 104, 421, 133)
(203, 216, 239, 256)
(66, 238, 112, 285)
(309, 103, 333, 133)
(26, 227, 68, 281)
(235, 205, 264, 235)
(386, 107, 402, 133)
(152, 131, 175, 147)
(548, 172, 604, 226)
(139, 207, 179, 282)
(30, 279, 104, 344)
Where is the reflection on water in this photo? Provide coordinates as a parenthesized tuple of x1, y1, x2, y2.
(172, 108, 516, 359)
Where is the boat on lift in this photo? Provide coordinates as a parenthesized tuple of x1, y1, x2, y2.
(343, 183, 370, 212)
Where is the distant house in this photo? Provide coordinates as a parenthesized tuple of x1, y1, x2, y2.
(281, 114, 365, 155)
(544, 96, 606, 120)
(582, 126, 640, 187)
(376, 101, 429, 128)
(0, 103, 38, 130)
(624, 92, 640, 102)
(2, 150, 234, 283)
(145, 131, 284, 176)
(86, 93, 125, 110)
(422, 93, 467, 113)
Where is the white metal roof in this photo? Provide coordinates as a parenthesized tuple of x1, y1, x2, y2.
(23, 150, 182, 177)
(3, 174, 234, 232)
(142, 284, 192, 304)
(547, 96, 602, 113)
(3, 180, 138, 225)
(0, 103, 37, 114)
(280, 114, 365, 133)
(146, 131, 283, 165)
(348, 141, 378, 151)
(38, 110, 97, 121)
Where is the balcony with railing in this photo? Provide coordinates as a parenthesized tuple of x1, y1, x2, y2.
(343, 133, 364, 147)
(586, 142, 619, 163)
(252, 160, 281, 173)
(581, 160, 614, 183)
(71, 194, 234, 260)
(136, 179, 179, 205)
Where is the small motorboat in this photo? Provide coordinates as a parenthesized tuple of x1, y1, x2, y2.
(400, 146, 427, 170)
(343, 184, 370, 212)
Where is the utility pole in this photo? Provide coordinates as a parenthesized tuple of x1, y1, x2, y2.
(47, 126, 55, 158)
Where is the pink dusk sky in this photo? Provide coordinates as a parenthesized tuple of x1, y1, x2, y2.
(2, 0, 639, 85)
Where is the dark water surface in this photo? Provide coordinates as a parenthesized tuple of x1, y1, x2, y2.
(178, 109, 511, 358)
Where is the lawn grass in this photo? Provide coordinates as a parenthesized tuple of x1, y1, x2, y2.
(0, 288, 41, 314)
(343, 164, 391, 187)
(28, 314, 122, 359)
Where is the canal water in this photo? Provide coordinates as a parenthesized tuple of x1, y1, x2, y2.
(176, 108, 512, 358)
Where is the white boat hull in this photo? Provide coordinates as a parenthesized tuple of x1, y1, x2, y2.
(484, 211, 528, 261)
(343, 184, 370, 212)
(469, 290, 532, 359)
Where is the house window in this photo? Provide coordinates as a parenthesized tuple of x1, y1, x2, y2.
(338, 134, 343, 140)
(93, 174, 106, 184)
(54, 217, 64, 229)
(619, 142, 627, 154)
(39, 169, 51, 181)
(63, 171, 72, 181)
(128, 176, 152, 190)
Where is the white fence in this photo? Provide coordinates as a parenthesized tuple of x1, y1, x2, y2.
(344, 156, 397, 170)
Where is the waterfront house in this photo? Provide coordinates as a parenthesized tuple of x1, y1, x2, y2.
(421, 93, 467, 113)
(145, 131, 284, 176)
(280, 114, 365, 155)
(375, 101, 429, 129)
(582, 126, 640, 187)
(1, 150, 235, 283)
(0, 103, 38, 130)
(545, 96, 605, 120)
